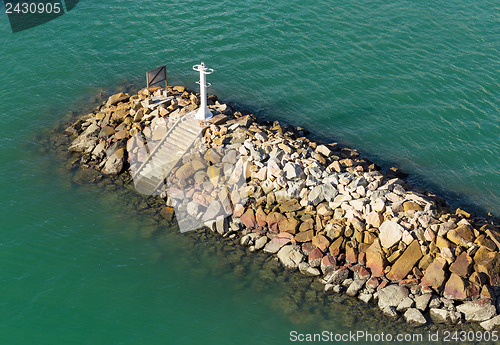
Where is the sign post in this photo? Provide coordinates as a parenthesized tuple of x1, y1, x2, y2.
(193, 62, 214, 120)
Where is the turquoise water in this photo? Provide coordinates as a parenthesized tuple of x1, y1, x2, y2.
(0, 0, 499, 344)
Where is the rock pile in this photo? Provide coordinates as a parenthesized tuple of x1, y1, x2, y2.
(64, 85, 500, 330)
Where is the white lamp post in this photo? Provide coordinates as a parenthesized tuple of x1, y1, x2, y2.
(193, 62, 214, 120)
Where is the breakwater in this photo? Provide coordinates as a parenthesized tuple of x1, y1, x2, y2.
(60, 84, 500, 331)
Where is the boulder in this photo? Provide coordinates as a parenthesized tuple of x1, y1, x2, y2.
(397, 297, 415, 313)
(443, 273, 468, 300)
(266, 212, 285, 232)
(366, 239, 387, 277)
(308, 185, 324, 206)
(323, 267, 350, 285)
(298, 262, 321, 276)
(103, 148, 125, 175)
(421, 257, 448, 292)
(277, 245, 303, 269)
(387, 240, 422, 281)
(480, 315, 500, 331)
(263, 233, 292, 254)
(379, 220, 403, 248)
(278, 217, 299, 234)
(278, 199, 301, 212)
(476, 251, 500, 286)
(254, 236, 268, 250)
(320, 254, 337, 274)
(312, 234, 330, 252)
(346, 279, 365, 297)
(378, 285, 409, 310)
(107, 92, 130, 106)
(295, 230, 314, 243)
(240, 208, 256, 229)
(308, 247, 323, 267)
(449, 252, 473, 278)
(414, 294, 432, 312)
(403, 308, 427, 326)
(429, 308, 450, 323)
(456, 301, 497, 322)
(366, 211, 384, 228)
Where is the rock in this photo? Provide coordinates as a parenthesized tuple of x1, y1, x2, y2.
(202, 201, 222, 222)
(323, 267, 350, 285)
(308, 185, 324, 206)
(320, 254, 337, 274)
(308, 247, 323, 267)
(476, 251, 500, 286)
(240, 208, 256, 229)
(397, 297, 415, 313)
(279, 199, 301, 212)
(266, 212, 285, 232)
(277, 245, 303, 269)
(255, 207, 267, 227)
(215, 217, 229, 235)
(449, 252, 473, 278)
(480, 315, 500, 331)
(403, 201, 422, 212)
(387, 240, 422, 281)
(366, 239, 387, 277)
(421, 257, 448, 292)
(295, 230, 314, 243)
(379, 220, 403, 249)
(378, 285, 409, 310)
(254, 236, 268, 250)
(345, 241, 358, 264)
(312, 234, 330, 252)
(322, 183, 338, 202)
(329, 236, 343, 256)
(382, 306, 399, 319)
(283, 162, 303, 179)
(456, 301, 497, 322)
(298, 262, 321, 276)
(358, 293, 373, 304)
(443, 273, 469, 300)
(263, 234, 292, 254)
(403, 308, 427, 326)
(430, 308, 451, 323)
(278, 217, 299, 234)
(107, 92, 130, 106)
(366, 211, 384, 228)
(316, 144, 331, 157)
(346, 279, 365, 297)
(103, 148, 125, 175)
(414, 294, 432, 312)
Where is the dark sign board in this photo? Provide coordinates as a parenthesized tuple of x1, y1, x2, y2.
(146, 65, 167, 89)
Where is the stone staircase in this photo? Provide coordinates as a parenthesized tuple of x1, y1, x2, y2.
(132, 112, 201, 195)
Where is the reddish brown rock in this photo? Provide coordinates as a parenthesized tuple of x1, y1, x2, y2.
(476, 251, 500, 286)
(320, 254, 337, 274)
(345, 241, 358, 264)
(329, 237, 344, 256)
(263, 235, 291, 254)
(308, 247, 323, 267)
(358, 252, 366, 266)
(455, 223, 475, 242)
(386, 240, 423, 281)
(365, 239, 387, 277)
(279, 199, 301, 213)
(366, 277, 380, 290)
(449, 252, 473, 278)
(485, 228, 500, 250)
(278, 217, 299, 234)
(240, 208, 256, 229)
(255, 207, 267, 227)
(301, 242, 317, 256)
(299, 218, 314, 232)
(312, 234, 330, 252)
(266, 212, 285, 232)
(421, 257, 448, 292)
(443, 273, 469, 300)
(295, 230, 314, 243)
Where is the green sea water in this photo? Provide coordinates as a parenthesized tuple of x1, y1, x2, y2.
(0, 1, 499, 344)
